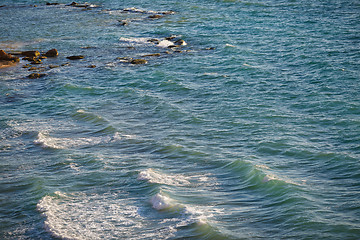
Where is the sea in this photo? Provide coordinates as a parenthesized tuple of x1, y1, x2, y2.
(0, 0, 359, 239)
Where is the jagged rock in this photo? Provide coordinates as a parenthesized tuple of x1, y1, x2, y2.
(0, 50, 20, 62)
(0, 50, 20, 68)
(130, 59, 148, 64)
(21, 51, 40, 58)
(66, 55, 84, 60)
(45, 48, 58, 57)
(28, 73, 46, 79)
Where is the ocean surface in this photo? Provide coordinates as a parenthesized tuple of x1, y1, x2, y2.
(1, 0, 359, 239)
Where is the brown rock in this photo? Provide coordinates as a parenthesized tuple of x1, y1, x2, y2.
(45, 48, 58, 57)
(21, 51, 40, 58)
(28, 73, 46, 79)
(0, 50, 20, 62)
(130, 59, 148, 64)
(87, 65, 96, 68)
(66, 55, 84, 60)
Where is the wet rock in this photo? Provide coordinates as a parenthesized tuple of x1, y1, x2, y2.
(148, 14, 163, 19)
(205, 47, 216, 50)
(174, 39, 187, 46)
(87, 65, 96, 68)
(66, 55, 84, 60)
(45, 48, 58, 57)
(148, 39, 160, 44)
(0, 50, 20, 62)
(21, 51, 40, 58)
(23, 56, 37, 62)
(130, 59, 148, 64)
(28, 73, 46, 79)
(0, 50, 20, 68)
(142, 53, 161, 57)
(28, 66, 46, 71)
(46, 2, 60, 5)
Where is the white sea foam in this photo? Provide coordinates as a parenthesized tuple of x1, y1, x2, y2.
(37, 191, 182, 240)
(119, 37, 153, 45)
(33, 131, 127, 149)
(137, 168, 190, 186)
(157, 39, 174, 48)
(150, 192, 175, 210)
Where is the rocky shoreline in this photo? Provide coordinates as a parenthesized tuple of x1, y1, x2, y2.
(0, 1, 215, 79)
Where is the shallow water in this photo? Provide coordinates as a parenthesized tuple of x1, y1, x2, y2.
(1, 0, 359, 239)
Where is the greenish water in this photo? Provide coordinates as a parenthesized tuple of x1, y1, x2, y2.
(1, 0, 359, 239)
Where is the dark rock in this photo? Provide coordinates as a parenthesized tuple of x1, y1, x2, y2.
(30, 59, 42, 65)
(165, 36, 176, 41)
(28, 73, 46, 79)
(142, 53, 161, 57)
(46, 2, 60, 5)
(45, 48, 58, 57)
(148, 15, 163, 19)
(205, 47, 216, 50)
(130, 59, 148, 64)
(66, 55, 84, 60)
(21, 51, 40, 58)
(87, 65, 96, 68)
(148, 39, 160, 44)
(23, 57, 36, 61)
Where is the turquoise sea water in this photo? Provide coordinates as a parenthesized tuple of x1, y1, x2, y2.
(1, 0, 359, 239)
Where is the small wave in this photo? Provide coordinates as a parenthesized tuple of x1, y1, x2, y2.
(119, 37, 153, 45)
(33, 131, 124, 150)
(150, 192, 176, 210)
(138, 168, 191, 186)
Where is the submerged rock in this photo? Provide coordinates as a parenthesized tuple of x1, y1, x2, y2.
(66, 55, 84, 60)
(142, 53, 161, 57)
(130, 59, 148, 64)
(46, 2, 60, 5)
(148, 14, 163, 19)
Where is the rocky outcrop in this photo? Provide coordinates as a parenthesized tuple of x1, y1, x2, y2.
(21, 51, 40, 58)
(0, 50, 20, 68)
